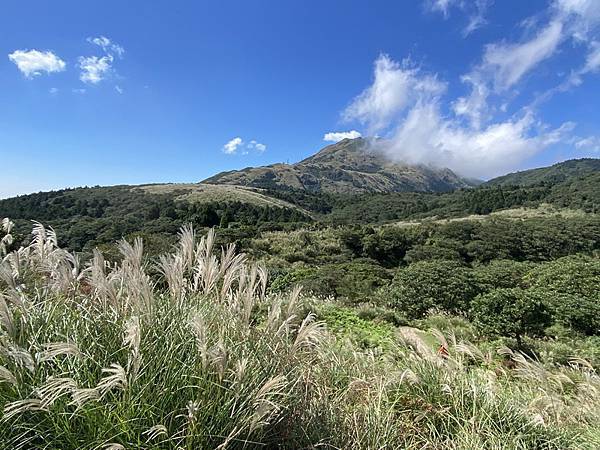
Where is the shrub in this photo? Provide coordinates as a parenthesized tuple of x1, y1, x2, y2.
(470, 288, 552, 346)
(381, 260, 477, 318)
(472, 259, 533, 293)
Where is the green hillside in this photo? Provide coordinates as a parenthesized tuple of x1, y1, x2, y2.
(486, 158, 600, 186)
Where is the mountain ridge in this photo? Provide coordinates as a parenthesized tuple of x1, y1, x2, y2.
(486, 158, 600, 186)
(202, 138, 479, 194)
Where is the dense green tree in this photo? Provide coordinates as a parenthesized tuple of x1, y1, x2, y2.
(472, 260, 533, 293)
(362, 227, 410, 267)
(470, 288, 551, 346)
(381, 260, 476, 318)
(525, 256, 600, 335)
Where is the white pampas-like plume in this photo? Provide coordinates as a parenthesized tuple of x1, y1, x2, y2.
(293, 313, 326, 352)
(0, 366, 17, 386)
(36, 376, 77, 408)
(123, 316, 141, 379)
(97, 363, 128, 397)
(2, 399, 47, 422)
(143, 424, 168, 442)
(36, 342, 81, 363)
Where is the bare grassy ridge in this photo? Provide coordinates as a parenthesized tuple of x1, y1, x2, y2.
(136, 183, 312, 214)
(0, 220, 599, 449)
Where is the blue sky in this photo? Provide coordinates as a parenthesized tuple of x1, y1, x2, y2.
(1, 0, 600, 197)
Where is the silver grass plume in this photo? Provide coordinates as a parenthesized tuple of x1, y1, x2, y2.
(157, 253, 186, 302)
(178, 224, 197, 272)
(36, 342, 81, 363)
(249, 375, 287, 433)
(0, 366, 17, 386)
(97, 363, 128, 398)
(123, 316, 142, 380)
(0, 218, 14, 257)
(143, 424, 168, 442)
(293, 313, 326, 352)
(0, 293, 15, 337)
(189, 312, 208, 370)
(35, 376, 77, 408)
(2, 399, 46, 422)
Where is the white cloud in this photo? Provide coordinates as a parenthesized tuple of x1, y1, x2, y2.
(78, 36, 124, 85)
(555, 0, 600, 41)
(583, 41, 600, 72)
(482, 21, 564, 91)
(425, 0, 491, 36)
(78, 55, 113, 84)
(224, 138, 267, 154)
(463, 0, 491, 37)
(343, 54, 445, 132)
(87, 36, 125, 58)
(115, 85, 124, 94)
(345, 55, 575, 178)
(455, 15, 568, 128)
(426, 0, 456, 17)
(223, 137, 243, 154)
(323, 130, 362, 142)
(8, 49, 66, 78)
(561, 40, 600, 89)
(247, 140, 267, 152)
(49, 87, 58, 94)
(574, 135, 600, 151)
(452, 74, 489, 129)
(378, 104, 573, 178)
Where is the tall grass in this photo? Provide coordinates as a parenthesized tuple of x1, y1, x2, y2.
(0, 221, 599, 449)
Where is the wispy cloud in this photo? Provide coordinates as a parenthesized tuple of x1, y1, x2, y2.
(574, 135, 600, 152)
(79, 36, 125, 85)
(455, 0, 600, 130)
(483, 21, 564, 91)
(87, 36, 125, 58)
(463, 0, 491, 36)
(425, 0, 492, 36)
(8, 49, 66, 78)
(323, 130, 362, 142)
(425, 0, 456, 18)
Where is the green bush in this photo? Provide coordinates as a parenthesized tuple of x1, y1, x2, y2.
(381, 260, 477, 318)
(270, 261, 392, 303)
(526, 256, 600, 335)
(472, 259, 533, 293)
(470, 288, 552, 346)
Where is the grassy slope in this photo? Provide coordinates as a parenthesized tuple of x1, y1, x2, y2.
(136, 183, 312, 215)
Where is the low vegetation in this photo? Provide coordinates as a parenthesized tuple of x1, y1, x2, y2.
(1, 221, 600, 448)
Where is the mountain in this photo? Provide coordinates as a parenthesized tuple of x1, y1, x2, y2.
(202, 138, 479, 194)
(486, 158, 600, 186)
